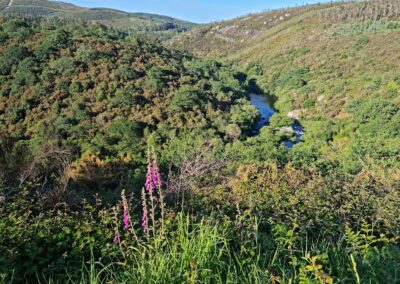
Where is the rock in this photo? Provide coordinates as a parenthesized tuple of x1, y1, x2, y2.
(287, 110, 302, 120)
(275, 127, 294, 133)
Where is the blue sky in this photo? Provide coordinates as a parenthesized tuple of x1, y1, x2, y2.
(66, 0, 332, 23)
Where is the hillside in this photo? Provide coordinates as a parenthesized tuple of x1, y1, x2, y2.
(167, 1, 400, 56)
(0, 18, 259, 190)
(0, 0, 197, 40)
(1, 2, 400, 283)
(168, 0, 400, 171)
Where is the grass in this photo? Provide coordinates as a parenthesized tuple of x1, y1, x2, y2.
(38, 214, 399, 284)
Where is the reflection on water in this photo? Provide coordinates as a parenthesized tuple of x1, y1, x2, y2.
(249, 93, 304, 148)
(250, 93, 275, 131)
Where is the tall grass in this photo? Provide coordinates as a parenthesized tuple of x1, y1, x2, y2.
(70, 214, 399, 284)
(72, 215, 268, 284)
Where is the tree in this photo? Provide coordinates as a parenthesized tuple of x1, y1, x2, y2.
(50, 57, 75, 76)
(144, 66, 166, 94)
(225, 123, 242, 140)
(169, 85, 201, 112)
(92, 119, 142, 156)
(230, 104, 259, 132)
(11, 57, 38, 91)
(116, 66, 140, 80)
(34, 29, 71, 61)
(0, 45, 30, 75)
(75, 44, 97, 64)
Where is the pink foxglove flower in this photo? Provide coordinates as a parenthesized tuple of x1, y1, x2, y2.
(152, 161, 163, 188)
(112, 205, 120, 244)
(121, 190, 130, 230)
(113, 229, 119, 244)
(123, 207, 130, 230)
(141, 188, 149, 234)
(145, 161, 155, 194)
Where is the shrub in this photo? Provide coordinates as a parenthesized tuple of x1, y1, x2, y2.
(0, 45, 30, 75)
(144, 66, 166, 94)
(169, 85, 201, 112)
(354, 36, 369, 50)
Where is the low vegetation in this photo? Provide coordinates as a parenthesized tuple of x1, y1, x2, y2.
(1, 1, 400, 283)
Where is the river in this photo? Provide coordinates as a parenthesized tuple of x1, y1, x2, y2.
(249, 93, 304, 148)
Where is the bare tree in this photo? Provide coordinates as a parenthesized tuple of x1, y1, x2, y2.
(166, 142, 227, 206)
(5, 142, 72, 205)
(18, 144, 70, 187)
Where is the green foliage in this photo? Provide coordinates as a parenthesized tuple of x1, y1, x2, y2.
(0, 189, 115, 282)
(274, 67, 309, 90)
(1, 5, 400, 283)
(343, 98, 400, 171)
(229, 104, 259, 132)
(169, 85, 201, 112)
(334, 19, 400, 37)
(0, 1, 197, 41)
(34, 29, 71, 60)
(144, 66, 166, 94)
(226, 128, 285, 163)
(91, 119, 142, 156)
(0, 45, 30, 75)
(1, 184, 398, 283)
(50, 57, 75, 76)
(11, 57, 38, 91)
(75, 44, 98, 64)
(354, 36, 370, 50)
(0, 17, 255, 194)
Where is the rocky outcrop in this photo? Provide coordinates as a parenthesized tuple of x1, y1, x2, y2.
(287, 110, 303, 120)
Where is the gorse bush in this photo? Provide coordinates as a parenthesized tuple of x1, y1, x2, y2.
(1, 150, 399, 283)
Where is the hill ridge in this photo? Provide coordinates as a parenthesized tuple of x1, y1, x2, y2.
(0, 0, 197, 40)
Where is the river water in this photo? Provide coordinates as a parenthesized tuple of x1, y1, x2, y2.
(249, 93, 304, 148)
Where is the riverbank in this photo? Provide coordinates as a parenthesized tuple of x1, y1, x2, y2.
(249, 93, 305, 147)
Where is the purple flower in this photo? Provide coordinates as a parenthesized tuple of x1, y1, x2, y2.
(152, 161, 163, 188)
(123, 206, 130, 230)
(112, 205, 120, 244)
(145, 162, 155, 194)
(141, 211, 149, 234)
(141, 188, 149, 234)
(121, 190, 130, 230)
(113, 230, 119, 244)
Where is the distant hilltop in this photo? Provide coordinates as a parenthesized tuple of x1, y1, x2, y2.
(0, 0, 197, 40)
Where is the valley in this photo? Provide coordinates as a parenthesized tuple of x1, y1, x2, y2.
(249, 93, 304, 147)
(0, 1, 399, 283)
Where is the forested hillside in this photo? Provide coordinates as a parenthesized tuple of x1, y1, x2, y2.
(0, 17, 259, 191)
(168, 0, 400, 173)
(0, 0, 197, 40)
(1, 1, 399, 283)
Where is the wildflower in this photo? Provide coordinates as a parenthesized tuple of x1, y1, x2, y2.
(141, 187, 149, 235)
(112, 205, 120, 244)
(145, 157, 155, 194)
(152, 160, 163, 188)
(113, 229, 119, 244)
(121, 190, 130, 230)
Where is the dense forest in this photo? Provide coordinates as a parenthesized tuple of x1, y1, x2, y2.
(1, 0, 400, 283)
(0, 0, 197, 40)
